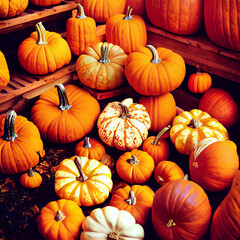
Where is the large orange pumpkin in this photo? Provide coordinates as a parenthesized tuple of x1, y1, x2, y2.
(0, 50, 10, 91)
(204, 0, 240, 51)
(18, 22, 71, 75)
(106, 6, 147, 54)
(125, 45, 186, 96)
(31, 84, 100, 144)
(145, 0, 203, 35)
(0, 0, 28, 18)
(29, 0, 61, 6)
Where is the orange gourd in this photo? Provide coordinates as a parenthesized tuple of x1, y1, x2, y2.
(189, 138, 239, 192)
(30, 0, 61, 6)
(125, 45, 186, 96)
(106, 6, 147, 54)
(20, 168, 42, 188)
(0, 50, 10, 91)
(0, 0, 28, 18)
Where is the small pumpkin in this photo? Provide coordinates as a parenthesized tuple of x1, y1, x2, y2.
(125, 45, 186, 96)
(0, 0, 28, 18)
(20, 168, 42, 188)
(97, 98, 151, 151)
(18, 22, 71, 75)
(55, 156, 113, 206)
(106, 6, 147, 54)
(76, 42, 127, 91)
(0, 110, 45, 175)
(116, 149, 155, 184)
(31, 84, 100, 144)
(0, 50, 10, 91)
(66, 4, 96, 56)
(109, 184, 154, 226)
(29, 0, 61, 6)
(170, 109, 229, 155)
(36, 199, 85, 240)
(154, 160, 185, 186)
(80, 206, 144, 240)
(75, 137, 105, 161)
(188, 65, 212, 93)
(189, 138, 239, 192)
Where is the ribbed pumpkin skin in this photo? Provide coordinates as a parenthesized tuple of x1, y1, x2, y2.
(20, 169, 42, 188)
(145, 0, 203, 35)
(204, 0, 240, 51)
(79, 0, 126, 23)
(30, 0, 61, 6)
(0, 51, 10, 91)
(124, 0, 145, 16)
(152, 178, 212, 240)
(210, 170, 240, 240)
(188, 71, 212, 93)
(0, 0, 28, 18)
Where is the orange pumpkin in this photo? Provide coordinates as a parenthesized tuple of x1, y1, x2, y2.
(18, 22, 71, 75)
(66, 4, 96, 56)
(0, 0, 28, 18)
(75, 137, 105, 161)
(109, 184, 154, 226)
(170, 109, 229, 155)
(125, 45, 186, 96)
(97, 98, 151, 151)
(20, 168, 42, 188)
(199, 88, 239, 128)
(0, 110, 45, 175)
(189, 138, 239, 192)
(55, 156, 113, 206)
(0, 50, 10, 91)
(31, 84, 100, 144)
(76, 42, 127, 91)
(124, 0, 145, 16)
(116, 149, 155, 184)
(30, 0, 61, 6)
(36, 199, 85, 240)
(106, 6, 147, 54)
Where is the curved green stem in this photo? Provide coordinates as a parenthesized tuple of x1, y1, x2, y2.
(152, 125, 171, 145)
(2, 110, 18, 141)
(55, 84, 72, 111)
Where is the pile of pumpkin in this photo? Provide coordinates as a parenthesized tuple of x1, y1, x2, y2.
(0, 0, 240, 240)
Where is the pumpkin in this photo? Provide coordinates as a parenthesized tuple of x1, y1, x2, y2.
(152, 178, 212, 240)
(106, 6, 147, 54)
(210, 170, 240, 240)
(20, 168, 42, 188)
(125, 45, 186, 96)
(78, 0, 126, 23)
(142, 125, 171, 165)
(0, 110, 45, 175)
(0, 0, 28, 18)
(189, 137, 239, 192)
(145, 0, 203, 35)
(124, 0, 145, 16)
(154, 160, 185, 186)
(55, 156, 113, 206)
(31, 84, 100, 144)
(29, 0, 61, 6)
(204, 0, 240, 51)
(0, 50, 10, 91)
(187, 65, 212, 93)
(36, 199, 85, 240)
(76, 42, 127, 91)
(97, 98, 151, 151)
(109, 184, 154, 226)
(18, 22, 71, 75)
(199, 88, 239, 128)
(75, 137, 105, 161)
(138, 93, 176, 133)
(80, 206, 144, 240)
(66, 4, 96, 56)
(116, 149, 155, 184)
(170, 109, 229, 155)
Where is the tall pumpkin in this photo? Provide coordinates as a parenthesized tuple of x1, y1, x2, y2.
(204, 0, 240, 51)
(145, 0, 203, 35)
(29, 0, 61, 6)
(31, 84, 100, 144)
(18, 22, 71, 75)
(125, 45, 186, 96)
(106, 6, 147, 54)
(0, 0, 28, 18)
(0, 51, 10, 91)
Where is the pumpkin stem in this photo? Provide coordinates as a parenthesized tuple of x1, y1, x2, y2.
(157, 176, 164, 184)
(123, 6, 133, 20)
(119, 103, 130, 118)
(125, 190, 136, 205)
(36, 22, 47, 45)
(183, 174, 188, 180)
(99, 44, 110, 64)
(74, 157, 88, 182)
(152, 125, 171, 146)
(55, 84, 72, 111)
(108, 232, 119, 240)
(196, 65, 201, 75)
(192, 162, 199, 168)
(2, 110, 18, 142)
(76, 3, 87, 19)
(187, 118, 203, 128)
(166, 219, 176, 228)
(147, 45, 161, 64)
(84, 137, 92, 149)
(127, 155, 139, 164)
(28, 168, 34, 177)
(55, 210, 66, 221)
